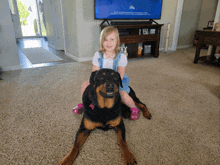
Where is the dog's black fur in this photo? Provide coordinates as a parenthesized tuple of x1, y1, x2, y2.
(82, 69, 123, 130)
(60, 69, 151, 165)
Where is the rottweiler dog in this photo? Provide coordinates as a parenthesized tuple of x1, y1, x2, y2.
(60, 69, 151, 165)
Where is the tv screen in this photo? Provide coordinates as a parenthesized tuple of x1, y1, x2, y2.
(95, 0, 163, 20)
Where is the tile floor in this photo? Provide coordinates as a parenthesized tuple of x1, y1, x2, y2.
(17, 37, 76, 69)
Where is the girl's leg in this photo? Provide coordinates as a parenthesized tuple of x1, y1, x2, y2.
(120, 91, 139, 120)
(120, 91, 137, 108)
(73, 81, 90, 114)
(81, 81, 90, 97)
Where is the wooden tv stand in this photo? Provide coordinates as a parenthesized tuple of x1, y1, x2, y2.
(100, 24, 164, 58)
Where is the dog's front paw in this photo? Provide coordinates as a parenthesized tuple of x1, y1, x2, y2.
(125, 154, 137, 165)
(143, 110, 152, 119)
(59, 154, 74, 165)
(123, 150, 137, 165)
(59, 159, 72, 165)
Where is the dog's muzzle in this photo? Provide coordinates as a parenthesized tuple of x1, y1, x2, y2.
(99, 82, 115, 98)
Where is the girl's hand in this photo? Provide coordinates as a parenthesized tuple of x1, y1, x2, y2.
(93, 65, 100, 71)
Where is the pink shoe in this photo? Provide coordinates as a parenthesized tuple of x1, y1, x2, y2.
(72, 103, 83, 114)
(130, 108, 139, 120)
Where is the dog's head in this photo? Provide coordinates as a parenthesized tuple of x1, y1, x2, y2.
(90, 69, 123, 99)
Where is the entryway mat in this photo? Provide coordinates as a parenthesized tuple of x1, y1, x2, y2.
(22, 47, 63, 64)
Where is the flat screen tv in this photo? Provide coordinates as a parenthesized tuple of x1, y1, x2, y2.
(94, 0, 163, 20)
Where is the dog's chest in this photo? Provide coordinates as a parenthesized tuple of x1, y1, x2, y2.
(84, 115, 121, 131)
(97, 95, 115, 109)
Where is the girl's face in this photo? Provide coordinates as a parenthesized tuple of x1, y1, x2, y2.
(102, 32, 117, 53)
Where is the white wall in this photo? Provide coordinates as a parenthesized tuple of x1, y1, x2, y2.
(43, 0, 65, 50)
(10, 0, 22, 39)
(0, 0, 21, 71)
(75, 0, 102, 61)
(61, 0, 79, 60)
(213, 0, 220, 24)
(177, 0, 203, 48)
(198, 0, 218, 30)
(156, 0, 179, 51)
(177, 0, 218, 48)
(60, 0, 101, 62)
(207, 0, 220, 55)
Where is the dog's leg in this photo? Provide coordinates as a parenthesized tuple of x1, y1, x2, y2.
(129, 87, 151, 119)
(135, 102, 151, 119)
(60, 126, 90, 165)
(115, 119, 137, 165)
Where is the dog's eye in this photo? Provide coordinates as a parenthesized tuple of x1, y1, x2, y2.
(97, 76, 104, 81)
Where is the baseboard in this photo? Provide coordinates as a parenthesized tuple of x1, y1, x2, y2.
(177, 45, 193, 49)
(65, 52, 93, 62)
(48, 44, 56, 50)
(2, 65, 22, 71)
(160, 45, 193, 52)
(65, 52, 78, 61)
(159, 47, 173, 51)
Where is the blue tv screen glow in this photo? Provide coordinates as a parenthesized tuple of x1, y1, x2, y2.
(95, 0, 163, 20)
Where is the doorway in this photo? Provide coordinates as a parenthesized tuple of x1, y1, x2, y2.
(7, 0, 71, 69)
(16, 0, 46, 37)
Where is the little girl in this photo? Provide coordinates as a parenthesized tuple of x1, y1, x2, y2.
(73, 26, 139, 120)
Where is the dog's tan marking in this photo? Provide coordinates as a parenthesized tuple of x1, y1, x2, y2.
(59, 130, 89, 165)
(135, 102, 151, 119)
(96, 83, 118, 109)
(84, 118, 103, 130)
(104, 98, 115, 108)
(114, 84, 119, 93)
(116, 128, 137, 164)
(96, 85, 105, 108)
(106, 116, 121, 127)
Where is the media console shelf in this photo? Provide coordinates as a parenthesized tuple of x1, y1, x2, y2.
(100, 24, 164, 58)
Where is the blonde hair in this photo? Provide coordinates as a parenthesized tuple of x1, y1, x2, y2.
(99, 26, 120, 58)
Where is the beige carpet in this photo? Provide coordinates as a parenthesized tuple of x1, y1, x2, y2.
(22, 47, 63, 64)
(0, 47, 219, 165)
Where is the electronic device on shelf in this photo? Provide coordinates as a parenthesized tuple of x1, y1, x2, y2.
(95, 0, 163, 25)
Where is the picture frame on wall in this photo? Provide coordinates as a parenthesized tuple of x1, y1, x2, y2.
(208, 21, 214, 28)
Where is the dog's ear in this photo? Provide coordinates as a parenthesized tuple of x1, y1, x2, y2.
(89, 71, 98, 85)
(116, 72, 123, 88)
